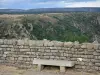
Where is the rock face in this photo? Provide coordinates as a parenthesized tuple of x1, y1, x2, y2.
(0, 39, 100, 72)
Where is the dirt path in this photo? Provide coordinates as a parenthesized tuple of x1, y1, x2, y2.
(0, 65, 100, 75)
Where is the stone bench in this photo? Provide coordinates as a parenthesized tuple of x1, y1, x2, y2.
(33, 59, 75, 72)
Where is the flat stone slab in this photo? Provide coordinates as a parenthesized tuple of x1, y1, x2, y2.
(33, 59, 75, 67)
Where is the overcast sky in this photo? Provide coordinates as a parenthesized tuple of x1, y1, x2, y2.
(0, 0, 100, 9)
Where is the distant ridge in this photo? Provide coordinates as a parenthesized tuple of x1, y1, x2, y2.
(0, 7, 100, 14)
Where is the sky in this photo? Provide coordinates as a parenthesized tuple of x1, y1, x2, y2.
(0, 0, 100, 9)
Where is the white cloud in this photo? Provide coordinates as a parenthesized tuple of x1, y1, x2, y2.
(0, 0, 30, 5)
(0, 0, 100, 9)
(65, 1, 100, 7)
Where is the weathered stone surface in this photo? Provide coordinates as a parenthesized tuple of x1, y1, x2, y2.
(43, 40, 50, 46)
(95, 63, 100, 66)
(86, 43, 94, 49)
(0, 39, 100, 72)
(0, 45, 9, 48)
(44, 56, 49, 59)
(0, 48, 2, 51)
(17, 40, 25, 45)
(96, 50, 100, 53)
(64, 42, 73, 48)
(44, 53, 52, 56)
(53, 41, 64, 47)
(47, 41, 54, 47)
(18, 57, 23, 60)
(51, 50, 58, 52)
(35, 41, 44, 46)
(0, 39, 4, 44)
(50, 56, 55, 59)
(74, 41, 80, 48)
(94, 44, 99, 49)
(20, 49, 30, 51)
(45, 50, 51, 52)
(93, 52, 100, 56)
(81, 43, 87, 49)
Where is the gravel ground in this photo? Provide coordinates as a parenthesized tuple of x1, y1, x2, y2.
(0, 65, 100, 75)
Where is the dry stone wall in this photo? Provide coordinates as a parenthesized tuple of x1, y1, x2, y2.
(0, 39, 100, 72)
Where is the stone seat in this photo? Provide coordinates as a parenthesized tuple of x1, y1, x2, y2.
(33, 59, 75, 72)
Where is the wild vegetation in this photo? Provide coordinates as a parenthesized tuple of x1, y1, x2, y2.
(0, 12, 100, 43)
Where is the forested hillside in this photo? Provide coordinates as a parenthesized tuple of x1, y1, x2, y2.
(0, 12, 100, 43)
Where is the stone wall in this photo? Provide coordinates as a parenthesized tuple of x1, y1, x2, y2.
(0, 39, 100, 72)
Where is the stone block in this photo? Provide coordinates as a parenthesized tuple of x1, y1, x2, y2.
(37, 64, 44, 71)
(64, 42, 73, 48)
(47, 41, 54, 46)
(35, 41, 44, 46)
(55, 56, 59, 60)
(29, 40, 36, 46)
(50, 56, 55, 59)
(44, 56, 49, 59)
(60, 66, 66, 72)
(8, 45, 13, 48)
(26, 58, 31, 61)
(95, 63, 100, 66)
(71, 58, 76, 61)
(45, 53, 52, 56)
(52, 53, 56, 56)
(20, 49, 30, 52)
(0, 48, 2, 51)
(61, 53, 64, 56)
(0, 45, 9, 48)
(26, 52, 32, 55)
(75, 65, 82, 69)
(18, 57, 23, 60)
(94, 44, 99, 49)
(86, 43, 94, 49)
(3, 54, 6, 57)
(87, 49, 94, 52)
(98, 56, 100, 59)
(23, 46, 29, 48)
(60, 57, 66, 60)
(93, 59, 100, 63)
(53, 41, 64, 47)
(0, 39, 4, 44)
(24, 38, 29, 45)
(10, 57, 14, 61)
(4, 52, 9, 54)
(87, 55, 94, 59)
(74, 41, 80, 48)
(5, 40, 13, 45)
(81, 43, 87, 49)
(45, 50, 51, 52)
(73, 55, 78, 58)
(64, 53, 68, 57)
(59, 50, 64, 53)
(31, 52, 35, 55)
(50, 47, 57, 50)
(68, 54, 73, 57)
(93, 52, 100, 56)
(85, 51, 93, 55)
(43, 40, 50, 46)
(95, 67, 99, 71)
(3, 39, 8, 45)
(17, 40, 25, 45)
(51, 50, 58, 52)
(38, 49, 45, 52)
(96, 50, 100, 53)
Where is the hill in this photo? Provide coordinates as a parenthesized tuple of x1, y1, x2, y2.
(0, 7, 100, 14)
(0, 12, 100, 43)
